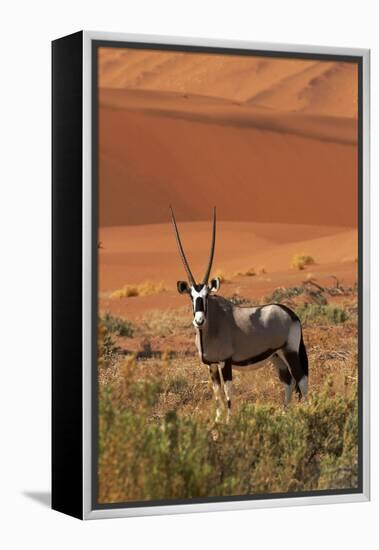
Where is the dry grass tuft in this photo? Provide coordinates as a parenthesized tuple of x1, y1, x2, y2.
(111, 280, 166, 299)
(234, 267, 256, 277)
(212, 269, 230, 283)
(291, 254, 315, 271)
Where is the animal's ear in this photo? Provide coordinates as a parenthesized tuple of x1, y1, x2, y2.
(209, 277, 220, 293)
(177, 281, 190, 294)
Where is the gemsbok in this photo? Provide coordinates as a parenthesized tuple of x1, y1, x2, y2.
(170, 206, 309, 422)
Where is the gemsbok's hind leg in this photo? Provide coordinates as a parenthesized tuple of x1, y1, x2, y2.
(271, 353, 296, 407)
(209, 364, 223, 423)
(279, 347, 308, 401)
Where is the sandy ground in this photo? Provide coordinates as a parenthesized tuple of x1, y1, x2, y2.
(98, 221, 357, 320)
(98, 89, 357, 228)
(98, 49, 358, 117)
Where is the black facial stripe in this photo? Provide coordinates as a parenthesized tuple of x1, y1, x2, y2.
(195, 297, 204, 312)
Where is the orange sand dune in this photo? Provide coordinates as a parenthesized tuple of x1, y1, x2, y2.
(99, 90, 357, 228)
(100, 88, 357, 144)
(99, 48, 357, 117)
(247, 61, 358, 117)
(97, 48, 359, 322)
(98, 221, 357, 292)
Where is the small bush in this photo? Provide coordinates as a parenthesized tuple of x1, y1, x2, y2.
(227, 294, 254, 307)
(111, 281, 166, 299)
(291, 254, 315, 271)
(234, 267, 256, 277)
(166, 375, 189, 395)
(101, 312, 134, 337)
(98, 321, 118, 368)
(265, 283, 327, 305)
(265, 286, 306, 303)
(296, 303, 349, 325)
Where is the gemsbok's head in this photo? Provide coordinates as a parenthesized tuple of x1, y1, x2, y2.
(170, 206, 220, 329)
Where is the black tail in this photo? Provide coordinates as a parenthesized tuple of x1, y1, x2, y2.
(295, 331, 309, 397)
(299, 331, 308, 376)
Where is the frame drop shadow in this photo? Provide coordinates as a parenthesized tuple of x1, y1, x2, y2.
(23, 491, 51, 508)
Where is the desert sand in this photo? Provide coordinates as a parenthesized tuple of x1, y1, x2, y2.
(98, 221, 357, 319)
(97, 48, 359, 320)
(98, 49, 357, 117)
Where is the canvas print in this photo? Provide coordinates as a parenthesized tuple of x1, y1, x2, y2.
(96, 46, 360, 505)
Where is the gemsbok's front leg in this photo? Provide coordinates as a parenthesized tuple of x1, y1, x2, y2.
(209, 364, 223, 423)
(219, 359, 233, 423)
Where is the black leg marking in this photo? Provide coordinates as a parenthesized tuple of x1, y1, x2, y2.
(282, 349, 308, 400)
(272, 353, 296, 407)
(282, 350, 304, 383)
(221, 358, 232, 381)
(277, 363, 292, 386)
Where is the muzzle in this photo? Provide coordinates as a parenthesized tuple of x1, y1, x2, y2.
(193, 297, 206, 328)
(193, 311, 206, 328)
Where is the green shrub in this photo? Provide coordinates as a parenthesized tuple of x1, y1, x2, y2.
(265, 285, 327, 305)
(296, 303, 349, 325)
(227, 294, 254, 307)
(98, 372, 358, 503)
(101, 312, 134, 337)
(166, 375, 189, 395)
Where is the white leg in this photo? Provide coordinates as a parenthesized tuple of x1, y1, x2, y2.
(272, 353, 295, 409)
(298, 376, 308, 401)
(218, 361, 233, 423)
(284, 379, 296, 407)
(224, 380, 233, 423)
(209, 365, 223, 423)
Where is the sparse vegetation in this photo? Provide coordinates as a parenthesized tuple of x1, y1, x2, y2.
(295, 303, 349, 325)
(98, 277, 359, 503)
(226, 294, 255, 307)
(234, 267, 256, 277)
(291, 254, 315, 271)
(101, 312, 134, 337)
(265, 278, 356, 307)
(98, 321, 118, 367)
(98, 352, 358, 503)
(142, 308, 192, 337)
(111, 280, 166, 299)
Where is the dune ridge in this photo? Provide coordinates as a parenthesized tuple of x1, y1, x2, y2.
(100, 88, 357, 145)
(99, 99, 357, 228)
(99, 48, 357, 118)
(98, 48, 358, 231)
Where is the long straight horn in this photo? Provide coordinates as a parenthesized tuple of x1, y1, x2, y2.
(203, 207, 216, 284)
(170, 206, 196, 285)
